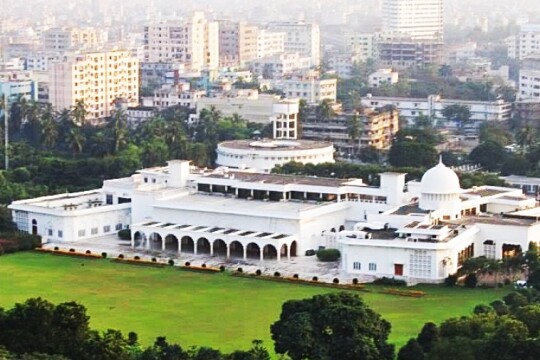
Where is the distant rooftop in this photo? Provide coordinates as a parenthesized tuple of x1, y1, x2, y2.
(219, 139, 333, 151)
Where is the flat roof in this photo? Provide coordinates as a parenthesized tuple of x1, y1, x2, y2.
(450, 215, 539, 227)
(204, 172, 348, 188)
(391, 204, 430, 216)
(462, 188, 509, 197)
(219, 139, 333, 151)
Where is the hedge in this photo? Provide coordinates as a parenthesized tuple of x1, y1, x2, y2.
(118, 229, 131, 240)
(316, 248, 341, 262)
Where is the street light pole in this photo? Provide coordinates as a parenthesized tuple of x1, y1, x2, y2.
(4, 94, 8, 170)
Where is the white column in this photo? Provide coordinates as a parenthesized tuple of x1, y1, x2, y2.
(162, 237, 165, 251)
(226, 244, 230, 259)
(210, 242, 214, 256)
(260, 248, 264, 262)
(179, 238, 182, 253)
(243, 245, 247, 260)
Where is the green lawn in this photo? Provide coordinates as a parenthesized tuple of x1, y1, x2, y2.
(0, 252, 509, 353)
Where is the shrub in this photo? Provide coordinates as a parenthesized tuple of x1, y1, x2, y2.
(134, 256, 140, 260)
(219, 265, 225, 272)
(185, 261, 191, 267)
(151, 257, 157, 263)
(101, 252, 107, 258)
(118, 254, 124, 259)
(316, 248, 341, 262)
(85, 250, 91, 255)
(352, 278, 359, 285)
(168, 259, 174, 266)
(69, 248, 75, 253)
(312, 276, 318, 282)
(445, 274, 458, 287)
(54, 246, 59, 251)
(293, 274, 299, 279)
(305, 249, 316, 256)
(274, 271, 281, 277)
(373, 277, 407, 287)
(237, 267, 243, 273)
(333, 278, 340, 284)
(255, 269, 262, 276)
(202, 264, 207, 268)
(504, 278, 512, 285)
(117, 229, 131, 240)
(465, 273, 478, 288)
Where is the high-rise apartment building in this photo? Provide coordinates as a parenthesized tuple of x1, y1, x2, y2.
(382, 0, 444, 41)
(144, 12, 219, 71)
(257, 30, 286, 59)
(266, 21, 320, 67)
(218, 20, 258, 67)
(507, 24, 540, 60)
(49, 50, 139, 121)
(42, 27, 103, 52)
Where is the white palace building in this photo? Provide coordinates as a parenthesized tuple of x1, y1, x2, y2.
(9, 159, 540, 283)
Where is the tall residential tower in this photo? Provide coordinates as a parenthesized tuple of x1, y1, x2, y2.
(382, 0, 444, 41)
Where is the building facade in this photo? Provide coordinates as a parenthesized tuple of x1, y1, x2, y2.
(272, 77, 337, 104)
(218, 20, 258, 67)
(382, 0, 444, 41)
(256, 30, 286, 59)
(266, 21, 321, 67)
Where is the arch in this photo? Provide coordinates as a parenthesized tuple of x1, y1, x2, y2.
(164, 234, 179, 252)
(483, 240, 495, 245)
(32, 219, 38, 235)
(339, 225, 345, 232)
(290, 241, 298, 257)
(197, 237, 211, 255)
(229, 241, 244, 258)
(263, 244, 277, 260)
(280, 244, 288, 258)
(133, 231, 146, 248)
(330, 228, 336, 233)
(181, 236, 194, 253)
(213, 239, 227, 257)
(149, 232, 162, 250)
(246, 243, 261, 260)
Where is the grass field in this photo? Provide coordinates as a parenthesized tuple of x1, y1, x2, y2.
(0, 252, 510, 353)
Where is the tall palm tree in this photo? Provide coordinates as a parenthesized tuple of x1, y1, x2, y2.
(65, 126, 85, 158)
(516, 124, 537, 152)
(41, 106, 59, 150)
(110, 110, 128, 154)
(71, 99, 88, 127)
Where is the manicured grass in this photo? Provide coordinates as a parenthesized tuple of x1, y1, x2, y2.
(0, 252, 510, 353)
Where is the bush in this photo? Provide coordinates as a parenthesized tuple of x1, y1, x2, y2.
(445, 274, 458, 287)
(465, 273, 478, 288)
(333, 278, 339, 284)
(373, 277, 407, 287)
(85, 250, 91, 255)
(352, 278, 359, 285)
(237, 267, 243, 273)
(101, 252, 107, 258)
(118, 254, 124, 259)
(293, 274, 299, 279)
(54, 246, 59, 251)
(185, 261, 191, 267)
(117, 229, 131, 240)
(305, 249, 316, 256)
(202, 264, 207, 268)
(151, 257, 157, 263)
(255, 269, 262, 276)
(168, 259, 174, 266)
(312, 276, 318, 282)
(219, 265, 225, 272)
(134, 256, 140, 260)
(504, 278, 512, 285)
(274, 271, 281, 277)
(316, 248, 341, 262)
(69, 248, 75, 253)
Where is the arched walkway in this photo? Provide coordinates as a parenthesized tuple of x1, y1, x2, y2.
(164, 234, 179, 252)
(263, 244, 277, 260)
(280, 244, 288, 258)
(246, 243, 260, 260)
(339, 225, 345, 232)
(213, 239, 227, 257)
(133, 231, 146, 248)
(149, 232, 162, 250)
(229, 241, 244, 259)
(197, 238, 211, 255)
(181, 236, 194, 253)
(290, 241, 298, 257)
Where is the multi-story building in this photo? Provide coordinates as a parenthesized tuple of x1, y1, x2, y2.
(153, 83, 205, 110)
(144, 12, 219, 71)
(140, 62, 185, 90)
(218, 20, 258, 67)
(24, 53, 62, 71)
(256, 30, 286, 59)
(266, 21, 321, 67)
(361, 94, 512, 127)
(0, 71, 38, 118)
(507, 24, 540, 60)
(249, 53, 312, 79)
(272, 77, 337, 104)
(41, 27, 101, 52)
(49, 50, 139, 121)
(382, 0, 444, 41)
(377, 34, 444, 68)
(302, 107, 399, 153)
(518, 56, 540, 101)
(325, 51, 363, 79)
(347, 32, 378, 60)
(369, 69, 399, 88)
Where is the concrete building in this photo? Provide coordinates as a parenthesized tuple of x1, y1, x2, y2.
(507, 24, 540, 60)
(0, 72, 38, 118)
(382, 0, 444, 41)
(24, 52, 62, 71)
(377, 35, 444, 68)
(267, 21, 321, 67)
(10, 159, 540, 283)
(257, 30, 286, 59)
(153, 83, 205, 110)
(519, 56, 540, 101)
(369, 69, 399, 88)
(249, 53, 312, 79)
(42, 27, 102, 52)
(272, 77, 337, 104)
(144, 12, 219, 71)
(325, 51, 363, 79)
(361, 94, 512, 127)
(218, 20, 258, 67)
(49, 50, 139, 121)
(347, 32, 378, 60)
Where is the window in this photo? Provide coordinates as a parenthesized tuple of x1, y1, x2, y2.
(58, 230, 63, 238)
(78, 229, 86, 237)
(115, 223, 123, 231)
(144, 177, 148, 183)
(369, 263, 377, 271)
(103, 225, 111, 233)
(48, 229, 53, 236)
(91, 227, 98, 235)
(409, 251, 432, 277)
(106, 194, 113, 205)
(353, 262, 361, 270)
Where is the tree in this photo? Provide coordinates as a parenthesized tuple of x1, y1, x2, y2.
(441, 105, 472, 128)
(469, 141, 507, 171)
(417, 322, 439, 353)
(347, 113, 361, 151)
(71, 100, 88, 127)
(515, 124, 537, 152)
(65, 126, 85, 158)
(41, 106, 59, 150)
(271, 292, 394, 360)
(398, 339, 425, 360)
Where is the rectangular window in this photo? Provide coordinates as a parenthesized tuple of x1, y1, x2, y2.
(48, 229, 53, 236)
(106, 194, 113, 205)
(369, 263, 377, 271)
(78, 229, 86, 237)
(116, 223, 123, 231)
(353, 262, 361, 270)
(58, 230, 63, 238)
(103, 225, 111, 233)
(91, 227, 98, 235)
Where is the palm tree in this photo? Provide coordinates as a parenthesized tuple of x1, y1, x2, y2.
(65, 126, 85, 158)
(71, 99, 87, 127)
(89, 131, 110, 157)
(110, 110, 128, 154)
(164, 120, 188, 158)
(41, 106, 59, 150)
(516, 124, 537, 152)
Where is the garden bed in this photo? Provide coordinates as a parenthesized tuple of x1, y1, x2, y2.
(36, 248, 101, 259)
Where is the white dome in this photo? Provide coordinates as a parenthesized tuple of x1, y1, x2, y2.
(420, 159, 461, 194)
